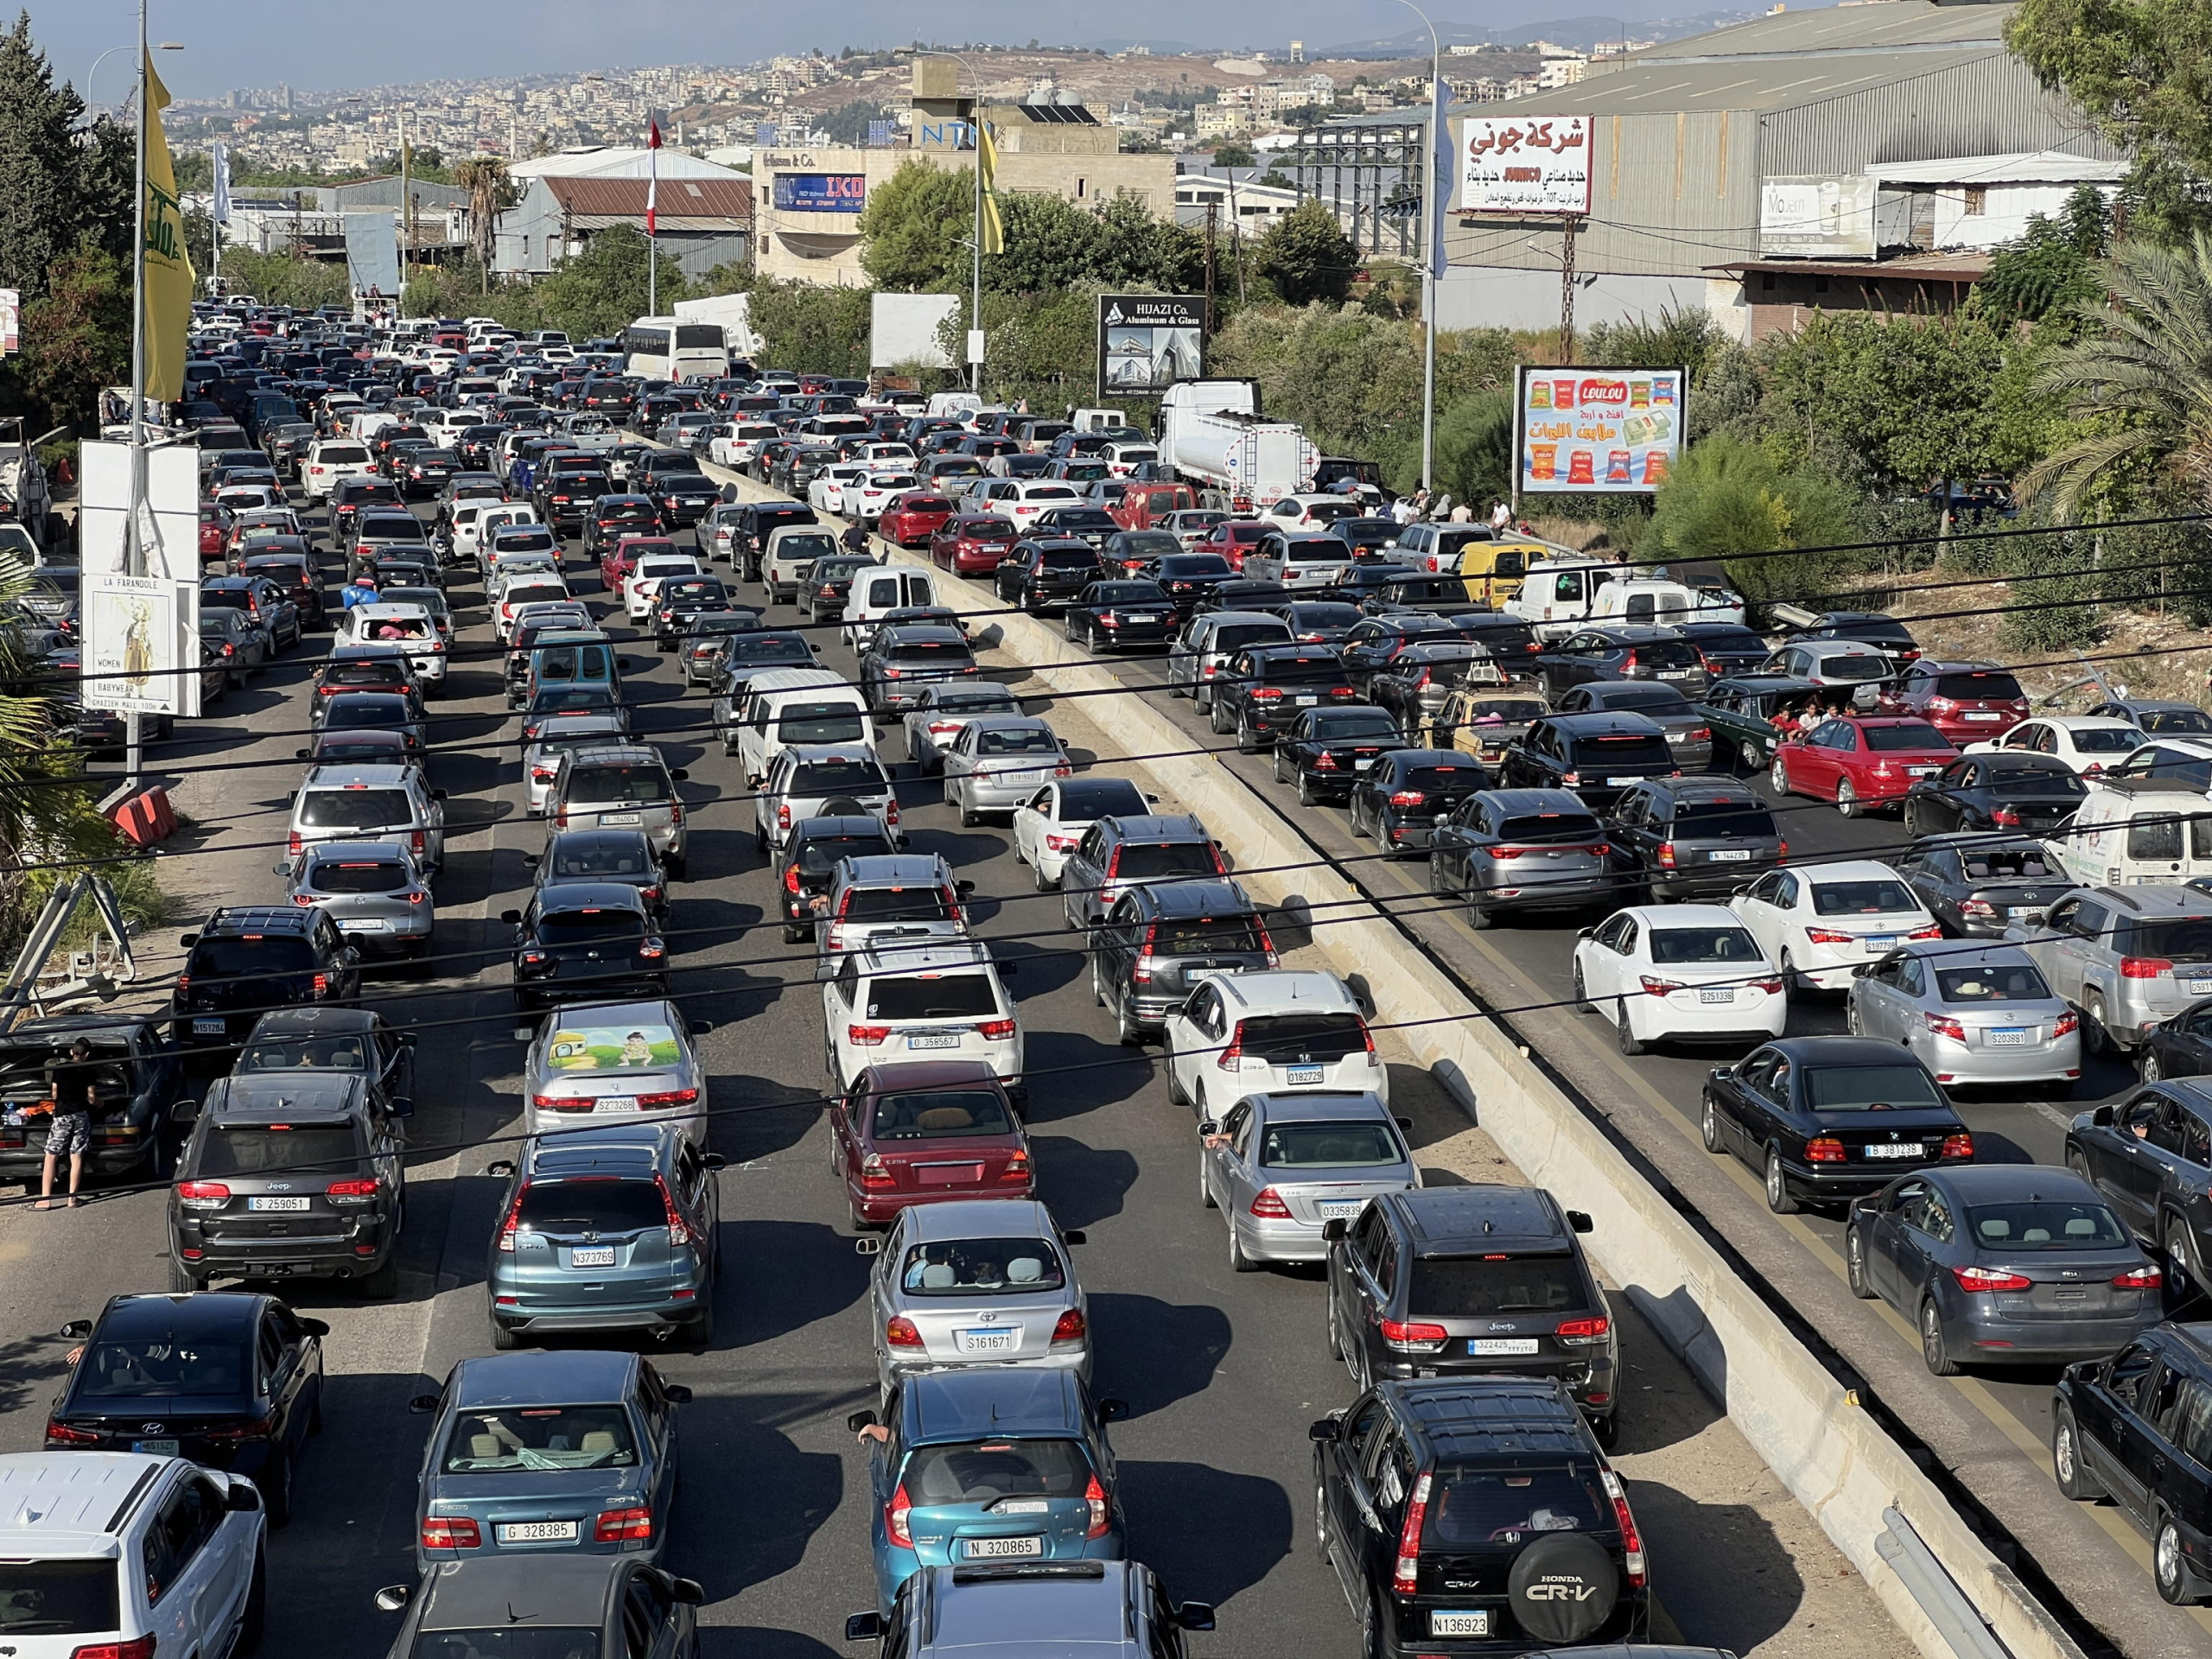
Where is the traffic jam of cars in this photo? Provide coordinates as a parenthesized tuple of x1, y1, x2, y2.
(13, 302, 2212, 1659)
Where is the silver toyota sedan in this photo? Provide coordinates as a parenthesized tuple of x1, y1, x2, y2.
(1198, 1090, 1419, 1269)
(1847, 940, 2082, 1092)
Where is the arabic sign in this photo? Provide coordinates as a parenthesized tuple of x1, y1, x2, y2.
(773, 173, 867, 213)
(1459, 115, 1592, 216)
(1514, 365, 1684, 495)
(1096, 295, 1206, 394)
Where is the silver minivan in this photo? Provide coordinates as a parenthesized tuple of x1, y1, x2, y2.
(289, 764, 448, 873)
(548, 745, 690, 875)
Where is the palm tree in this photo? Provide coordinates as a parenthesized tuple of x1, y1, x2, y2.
(2023, 231, 2212, 516)
(453, 156, 518, 294)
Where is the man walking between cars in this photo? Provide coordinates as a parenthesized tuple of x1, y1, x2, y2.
(40, 1038, 96, 1209)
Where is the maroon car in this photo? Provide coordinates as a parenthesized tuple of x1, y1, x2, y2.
(929, 514, 1019, 577)
(1878, 659, 2031, 745)
(830, 1060, 1033, 1227)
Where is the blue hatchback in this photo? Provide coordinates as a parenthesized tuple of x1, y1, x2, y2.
(855, 1365, 1128, 1612)
(407, 1350, 690, 1574)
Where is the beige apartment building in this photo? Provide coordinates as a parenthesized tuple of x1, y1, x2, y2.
(753, 61, 1174, 286)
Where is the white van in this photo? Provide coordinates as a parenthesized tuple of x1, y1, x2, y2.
(303, 438, 378, 499)
(1585, 577, 1747, 630)
(2059, 777, 2212, 887)
(927, 391, 984, 422)
(842, 566, 943, 653)
(737, 668, 874, 785)
(1504, 557, 1630, 639)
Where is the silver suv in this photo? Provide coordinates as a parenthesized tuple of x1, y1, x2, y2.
(845, 1560, 1214, 1656)
(547, 744, 690, 874)
(1166, 611, 1293, 711)
(2010, 884, 2212, 1052)
(816, 852, 976, 976)
(288, 764, 448, 872)
(1057, 814, 1227, 931)
(277, 839, 435, 960)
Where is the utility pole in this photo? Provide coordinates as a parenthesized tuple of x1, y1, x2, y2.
(124, 0, 149, 785)
(397, 107, 410, 291)
(1559, 216, 1580, 364)
(1203, 200, 1217, 315)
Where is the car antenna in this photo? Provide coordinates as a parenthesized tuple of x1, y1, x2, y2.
(506, 1604, 537, 1625)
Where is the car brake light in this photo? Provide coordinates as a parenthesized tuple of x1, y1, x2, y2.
(1377, 1317, 1448, 1352)
(1557, 1315, 1611, 1344)
(849, 1024, 890, 1046)
(1924, 1013, 1967, 1041)
(1804, 928, 1854, 945)
(495, 1181, 528, 1251)
(656, 1174, 693, 1247)
(1906, 924, 1943, 940)
(1249, 1186, 1292, 1218)
(1393, 1470, 1432, 1595)
(1804, 1136, 1847, 1164)
(1389, 790, 1427, 808)
(422, 1516, 481, 1549)
(785, 866, 804, 894)
(1313, 750, 1338, 771)
(886, 1482, 914, 1548)
(1249, 686, 1283, 701)
(1953, 1264, 2032, 1293)
(977, 1017, 1017, 1040)
(1217, 1020, 1245, 1071)
(1638, 976, 1683, 997)
(288, 831, 303, 855)
(46, 1420, 102, 1446)
(1941, 1132, 1974, 1160)
(2055, 1013, 2079, 1038)
(594, 1505, 653, 1542)
(886, 1314, 925, 1349)
(1052, 1306, 1087, 1344)
(1603, 1467, 1646, 1586)
(1656, 842, 1676, 868)
(2122, 957, 2174, 979)
(2114, 1263, 2164, 1290)
(310, 972, 331, 999)
(327, 1175, 378, 1200)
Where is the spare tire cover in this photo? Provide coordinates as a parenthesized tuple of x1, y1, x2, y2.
(820, 798, 870, 816)
(1506, 1530, 1618, 1646)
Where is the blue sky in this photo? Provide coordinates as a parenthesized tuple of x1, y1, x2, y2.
(38, 0, 1742, 99)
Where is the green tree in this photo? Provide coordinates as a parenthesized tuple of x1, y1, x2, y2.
(452, 156, 519, 293)
(1980, 184, 2113, 325)
(0, 247, 129, 435)
(859, 160, 973, 292)
(0, 13, 112, 301)
(1645, 434, 1865, 601)
(2022, 230, 2212, 514)
(1211, 142, 1255, 168)
(746, 277, 873, 378)
(990, 193, 1102, 293)
(1254, 201, 1357, 307)
(1088, 192, 1205, 289)
(1432, 390, 1516, 513)
(820, 99, 893, 145)
(531, 225, 688, 340)
(213, 247, 352, 311)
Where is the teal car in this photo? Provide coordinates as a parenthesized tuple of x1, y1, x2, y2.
(853, 1365, 1128, 1613)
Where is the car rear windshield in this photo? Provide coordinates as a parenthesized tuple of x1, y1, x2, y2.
(800, 836, 894, 873)
(1497, 813, 1604, 844)
(1935, 963, 2051, 1001)
(2125, 918, 2212, 961)
(308, 859, 410, 894)
(1672, 803, 1777, 839)
(517, 1179, 665, 1235)
(1648, 926, 1764, 964)
(505, 582, 570, 607)
(866, 973, 998, 1020)
(791, 756, 889, 797)
(1111, 842, 1222, 880)
(1457, 621, 1539, 652)
(777, 702, 868, 745)
(0, 1560, 117, 1635)
(889, 641, 976, 664)
(318, 445, 370, 464)
(1258, 1119, 1399, 1167)
(1057, 780, 1147, 818)
(1564, 734, 1673, 766)
(1935, 672, 2024, 701)
(1802, 1065, 1944, 1109)
(899, 1236, 1063, 1294)
(567, 765, 674, 807)
(899, 1437, 1091, 1504)
(1426, 1469, 1611, 1548)
(540, 908, 645, 940)
(871, 1088, 1015, 1140)
(1151, 916, 1267, 957)
(1408, 1253, 1586, 1315)
(549, 839, 652, 879)
(1217, 624, 1292, 652)
(1313, 712, 1402, 740)
(726, 632, 811, 664)
(1957, 847, 2058, 880)
(188, 937, 319, 976)
(976, 728, 1058, 756)
(1865, 722, 1949, 751)
(194, 1122, 365, 1178)
(1286, 539, 1352, 563)
(1039, 548, 1098, 569)
(301, 787, 413, 829)
(76, 1338, 248, 1398)
(1990, 767, 2085, 798)
(492, 531, 558, 553)
(2143, 709, 2212, 734)
(843, 887, 953, 922)
(1395, 766, 1482, 798)
(1809, 879, 1918, 915)
(1255, 655, 1344, 687)
(1822, 655, 1892, 682)
(438, 1406, 638, 1474)
(324, 660, 405, 688)
(1595, 685, 1693, 714)
(1967, 1201, 2127, 1250)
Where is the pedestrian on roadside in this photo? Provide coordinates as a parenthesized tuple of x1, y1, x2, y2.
(1491, 499, 1513, 531)
(841, 523, 870, 555)
(1449, 500, 1473, 523)
(39, 1038, 97, 1210)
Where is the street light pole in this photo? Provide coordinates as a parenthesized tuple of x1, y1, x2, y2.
(1395, 0, 1440, 495)
(124, 0, 149, 785)
(910, 48, 983, 393)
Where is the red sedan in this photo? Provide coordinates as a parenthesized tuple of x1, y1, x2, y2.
(600, 533, 678, 590)
(929, 514, 1019, 577)
(880, 491, 955, 550)
(1878, 659, 2030, 745)
(1191, 518, 1270, 571)
(829, 1060, 1033, 1225)
(198, 503, 228, 563)
(1770, 715, 1957, 817)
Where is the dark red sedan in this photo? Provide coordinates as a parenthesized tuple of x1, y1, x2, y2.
(1191, 518, 1270, 571)
(1771, 715, 1957, 816)
(880, 491, 956, 550)
(830, 1060, 1033, 1226)
(1878, 659, 2031, 745)
(929, 514, 1020, 577)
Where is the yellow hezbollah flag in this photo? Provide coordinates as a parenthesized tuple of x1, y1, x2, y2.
(976, 119, 1005, 257)
(141, 51, 193, 404)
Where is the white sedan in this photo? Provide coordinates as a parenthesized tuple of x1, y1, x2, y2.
(1961, 715, 2144, 776)
(809, 463, 869, 515)
(1572, 904, 1788, 1054)
(1728, 859, 1941, 993)
(1011, 776, 1152, 889)
(846, 471, 920, 527)
(623, 555, 703, 621)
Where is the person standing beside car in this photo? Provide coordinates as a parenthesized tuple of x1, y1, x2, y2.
(39, 1038, 97, 1210)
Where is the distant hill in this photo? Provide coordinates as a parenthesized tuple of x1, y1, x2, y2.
(1311, 10, 1764, 58)
(1074, 38, 1218, 54)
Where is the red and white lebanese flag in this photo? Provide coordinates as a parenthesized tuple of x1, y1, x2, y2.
(645, 118, 661, 235)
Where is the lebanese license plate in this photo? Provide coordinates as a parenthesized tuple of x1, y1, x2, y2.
(1132, 614, 1164, 625)
(1287, 1064, 1325, 1084)
(1908, 766, 1941, 776)
(1469, 1338, 1540, 1356)
(1864, 935, 1896, 949)
(339, 918, 389, 931)
(1986, 1028, 2030, 1046)
(569, 1246, 616, 1268)
(1711, 849, 1751, 861)
(957, 1328, 1018, 1354)
(194, 1018, 226, 1036)
(1319, 1199, 1366, 1219)
(496, 1520, 580, 1543)
(963, 1535, 1043, 1559)
(133, 1439, 179, 1456)
(1605, 775, 1639, 785)
(1963, 712, 2002, 721)
(1865, 1143, 1926, 1160)
(601, 812, 643, 826)
(1699, 988, 1734, 1005)
(249, 1196, 310, 1212)
(1354, 757, 1377, 770)
(1658, 669, 1694, 679)
(2192, 978, 2212, 995)
(1295, 695, 1319, 706)
(593, 1096, 639, 1114)
(907, 1033, 960, 1050)
(1432, 1611, 1491, 1637)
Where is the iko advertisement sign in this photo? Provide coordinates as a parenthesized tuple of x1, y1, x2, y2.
(1096, 295, 1207, 394)
(1514, 366, 1685, 495)
(81, 570, 200, 718)
(1458, 115, 1592, 216)
(772, 173, 868, 213)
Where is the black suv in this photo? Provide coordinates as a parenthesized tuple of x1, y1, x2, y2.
(2055, 1322, 2212, 1605)
(1311, 1376, 1648, 1656)
(1210, 644, 1361, 752)
(1092, 878, 1276, 1045)
(1272, 706, 1407, 804)
(726, 500, 819, 581)
(774, 814, 898, 943)
(172, 908, 361, 1058)
(995, 539, 1104, 613)
(1499, 713, 1681, 812)
(1324, 1185, 1618, 1440)
(169, 1068, 407, 1297)
(1603, 775, 1783, 899)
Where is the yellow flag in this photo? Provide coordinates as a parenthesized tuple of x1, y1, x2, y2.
(976, 119, 1005, 257)
(141, 52, 193, 404)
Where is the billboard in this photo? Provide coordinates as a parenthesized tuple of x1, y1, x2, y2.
(0, 288, 16, 355)
(1759, 175, 1878, 257)
(78, 440, 198, 579)
(872, 292, 960, 371)
(772, 173, 867, 213)
(1096, 295, 1206, 394)
(81, 571, 199, 719)
(1459, 115, 1592, 216)
(1514, 366, 1685, 494)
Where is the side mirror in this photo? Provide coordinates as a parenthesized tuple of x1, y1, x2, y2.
(1567, 1209, 1594, 1234)
(2093, 1104, 2115, 1128)
(663, 1383, 692, 1404)
(690, 1018, 714, 1035)
(1098, 1397, 1130, 1422)
(226, 1481, 264, 1512)
(298, 1316, 331, 1337)
(1178, 1603, 1217, 1633)
(170, 1096, 200, 1122)
(702, 1153, 727, 1170)
(373, 1584, 412, 1612)
(180, 933, 199, 947)
(854, 1236, 883, 1255)
(431, 788, 448, 801)
(1710, 1064, 1736, 1082)
(1063, 1229, 1087, 1246)
(499, 909, 522, 925)
(58, 1318, 92, 1340)
(747, 775, 764, 788)
(669, 1576, 706, 1605)
(520, 853, 540, 868)
(845, 1613, 885, 1643)
(848, 1408, 879, 1432)
(1321, 1217, 1349, 1243)
(407, 1393, 439, 1414)
(486, 1159, 516, 1178)
(669, 767, 690, 782)
(1198, 1120, 1219, 1137)
(956, 880, 977, 897)
(294, 748, 311, 760)
(1395, 1116, 1414, 1131)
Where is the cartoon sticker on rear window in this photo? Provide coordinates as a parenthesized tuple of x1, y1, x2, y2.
(549, 1025, 680, 1070)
